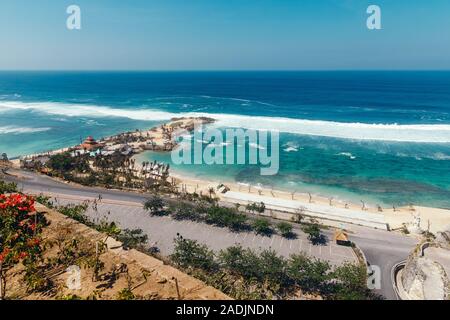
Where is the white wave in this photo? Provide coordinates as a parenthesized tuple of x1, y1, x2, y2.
(337, 152, 356, 160)
(430, 152, 450, 161)
(1, 100, 450, 143)
(249, 142, 266, 150)
(284, 147, 299, 152)
(0, 126, 51, 134)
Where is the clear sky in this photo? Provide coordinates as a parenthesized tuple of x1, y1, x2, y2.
(1, 0, 449, 70)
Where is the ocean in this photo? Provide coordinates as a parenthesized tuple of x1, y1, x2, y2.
(0, 71, 449, 208)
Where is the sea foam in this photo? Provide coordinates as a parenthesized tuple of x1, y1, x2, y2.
(0, 126, 51, 134)
(1, 101, 450, 143)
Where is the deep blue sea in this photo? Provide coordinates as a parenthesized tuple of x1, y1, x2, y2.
(1, 71, 449, 208)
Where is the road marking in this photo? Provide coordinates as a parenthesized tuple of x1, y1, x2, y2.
(309, 244, 312, 254)
(270, 237, 275, 246)
(319, 246, 322, 255)
(289, 241, 293, 250)
(252, 234, 256, 243)
(279, 238, 284, 248)
(234, 233, 239, 240)
(299, 239, 302, 252)
(243, 233, 248, 241)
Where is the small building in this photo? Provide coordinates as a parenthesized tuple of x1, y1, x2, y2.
(334, 230, 351, 246)
(78, 136, 103, 151)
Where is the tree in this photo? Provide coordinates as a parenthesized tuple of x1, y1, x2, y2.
(276, 222, 293, 238)
(288, 253, 331, 294)
(171, 235, 217, 271)
(143, 195, 166, 216)
(218, 246, 260, 280)
(1, 153, 8, 161)
(252, 218, 273, 236)
(302, 223, 325, 245)
(169, 202, 200, 221)
(331, 262, 372, 300)
(246, 202, 265, 214)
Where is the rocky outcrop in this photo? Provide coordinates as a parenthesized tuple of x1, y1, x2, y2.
(400, 244, 450, 300)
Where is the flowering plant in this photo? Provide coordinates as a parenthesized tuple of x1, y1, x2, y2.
(0, 194, 44, 299)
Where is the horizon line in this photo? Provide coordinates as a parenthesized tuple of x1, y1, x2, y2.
(1, 69, 450, 73)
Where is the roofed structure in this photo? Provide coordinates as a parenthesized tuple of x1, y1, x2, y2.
(78, 136, 103, 151)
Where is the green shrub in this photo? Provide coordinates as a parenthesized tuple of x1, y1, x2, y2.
(0, 179, 17, 194)
(143, 195, 166, 216)
(205, 206, 248, 231)
(252, 218, 273, 236)
(276, 222, 293, 238)
(116, 228, 148, 250)
(57, 203, 89, 224)
(288, 253, 331, 293)
(171, 235, 217, 271)
(170, 202, 200, 221)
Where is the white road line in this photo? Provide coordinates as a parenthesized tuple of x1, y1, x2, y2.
(319, 246, 322, 255)
(270, 237, 275, 246)
(289, 241, 293, 250)
(309, 244, 312, 254)
(299, 239, 302, 252)
(279, 238, 284, 248)
(234, 233, 239, 240)
(243, 233, 248, 241)
(252, 234, 257, 243)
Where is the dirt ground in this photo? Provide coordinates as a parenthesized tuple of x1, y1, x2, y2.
(4, 203, 230, 300)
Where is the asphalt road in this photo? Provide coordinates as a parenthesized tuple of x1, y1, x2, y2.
(3, 169, 418, 299)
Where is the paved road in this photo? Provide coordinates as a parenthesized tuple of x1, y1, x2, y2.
(3, 169, 418, 299)
(53, 196, 356, 265)
(347, 225, 417, 300)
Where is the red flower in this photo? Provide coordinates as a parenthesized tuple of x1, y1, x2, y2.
(18, 252, 28, 260)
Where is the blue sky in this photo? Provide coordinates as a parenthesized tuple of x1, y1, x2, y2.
(0, 0, 449, 70)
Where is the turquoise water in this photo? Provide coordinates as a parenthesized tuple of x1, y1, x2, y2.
(1, 71, 449, 208)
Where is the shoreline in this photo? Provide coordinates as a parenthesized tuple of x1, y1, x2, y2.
(11, 117, 450, 234)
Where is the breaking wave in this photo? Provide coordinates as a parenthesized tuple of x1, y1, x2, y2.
(0, 126, 51, 134)
(1, 101, 450, 143)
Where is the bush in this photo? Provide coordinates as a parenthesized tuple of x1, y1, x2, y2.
(258, 249, 289, 288)
(288, 253, 331, 294)
(331, 262, 371, 300)
(116, 228, 148, 250)
(218, 246, 261, 280)
(143, 195, 166, 216)
(252, 218, 273, 236)
(302, 223, 325, 245)
(117, 288, 135, 300)
(205, 206, 248, 231)
(47, 152, 77, 172)
(57, 203, 89, 224)
(0, 179, 17, 194)
(276, 222, 293, 238)
(246, 202, 266, 213)
(171, 235, 217, 271)
(169, 202, 200, 221)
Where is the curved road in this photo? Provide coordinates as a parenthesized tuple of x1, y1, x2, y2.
(3, 169, 417, 299)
